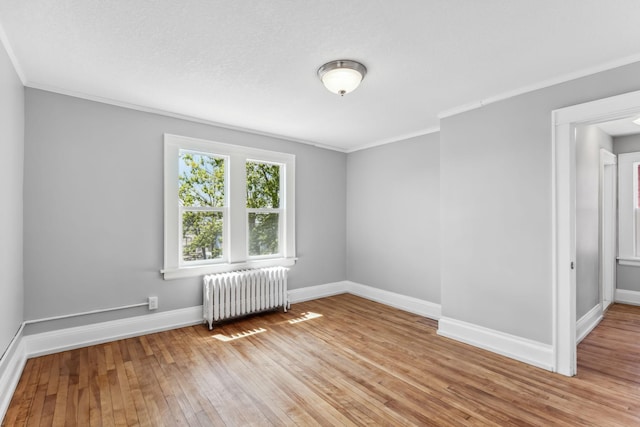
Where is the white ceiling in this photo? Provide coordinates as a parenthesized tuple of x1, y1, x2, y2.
(594, 116, 640, 137)
(2, 1, 640, 152)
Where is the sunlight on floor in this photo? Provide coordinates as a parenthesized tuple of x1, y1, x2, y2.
(211, 312, 324, 341)
(211, 328, 267, 342)
(287, 311, 323, 324)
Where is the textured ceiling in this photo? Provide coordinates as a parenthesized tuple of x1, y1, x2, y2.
(2, 1, 640, 151)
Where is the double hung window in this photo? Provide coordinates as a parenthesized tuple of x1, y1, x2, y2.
(618, 152, 640, 265)
(163, 134, 295, 279)
(179, 151, 227, 264)
(246, 160, 283, 257)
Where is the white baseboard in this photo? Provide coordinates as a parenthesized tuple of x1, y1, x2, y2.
(288, 281, 441, 320)
(576, 304, 603, 343)
(1, 282, 442, 423)
(23, 306, 203, 358)
(0, 330, 27, 423)
(437, 317, 554, 371)
(346, 281, 441, 320)
(15, 280, 439, 360)
(288, 281, 349, 303)
(615, 289, 640, 306)
(1, 278, 572, 422)
(0, 306, 203, 423)
(1, 279, 569, 422)
(20, 280, 440, 358)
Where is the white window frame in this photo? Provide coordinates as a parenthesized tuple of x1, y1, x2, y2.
(617, 152, 640, 266)
(246, 159, 285, 259)
(178, 150, 229, 267)
(162, 134, 296, 279)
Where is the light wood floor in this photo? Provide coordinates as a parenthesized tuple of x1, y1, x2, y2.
(4, 294, 640, 426)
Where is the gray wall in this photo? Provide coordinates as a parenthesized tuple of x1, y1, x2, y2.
(17, 55, 640, 351)
(0, 42, 24, 356)
(613, 133, 640, 292)
(612, 133, 640, 155)
(575, 125, 612, 318)
(346, 133, 440, 303)
(440, 62, 640, 344)
(24, 89, 346, 333)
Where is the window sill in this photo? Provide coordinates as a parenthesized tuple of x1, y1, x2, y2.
(161, 257, 297, 280)
(618, 257, 640, 267)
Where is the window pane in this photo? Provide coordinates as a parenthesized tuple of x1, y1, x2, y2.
(248, 213, 279, 256)
(179, 151, 225, 207)
(246, 161, 280, 208)
(182, 211, 223, 261)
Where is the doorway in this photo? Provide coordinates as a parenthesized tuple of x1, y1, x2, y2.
(553, 89, 640, 376)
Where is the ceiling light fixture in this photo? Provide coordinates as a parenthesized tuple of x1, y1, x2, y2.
(633, 116, 640, 126)
(317, 60, 367, 96)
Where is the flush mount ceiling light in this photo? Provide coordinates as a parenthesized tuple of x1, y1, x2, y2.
(633, 116, 640, 126)
(317, 60, 367, 96)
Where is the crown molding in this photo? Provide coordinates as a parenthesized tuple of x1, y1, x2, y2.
(18, 51, 640, 152)
(346, 126, 440, 153)
(25, 82, 350, 153)
(439, 53, 640, 120)
(0, 21, 26, 84)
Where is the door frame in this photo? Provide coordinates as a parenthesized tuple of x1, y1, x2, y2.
(600, 149, 617, 312)
(552, 89, 640, 376)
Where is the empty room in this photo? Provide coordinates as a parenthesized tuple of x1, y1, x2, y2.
(2, 1, 640, 425)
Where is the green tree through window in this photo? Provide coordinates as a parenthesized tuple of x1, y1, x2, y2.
(247, 161, 281, 256)
(164, 134, 295, 278)
(179, 152, 225, 261)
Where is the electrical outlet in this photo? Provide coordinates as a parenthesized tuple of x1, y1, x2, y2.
(148, 296, 158, 310)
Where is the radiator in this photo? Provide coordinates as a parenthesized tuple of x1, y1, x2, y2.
(203, 266, 290, 330)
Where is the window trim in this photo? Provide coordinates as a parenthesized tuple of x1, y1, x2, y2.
(618, 152, 640, 265)
(162, 134, 296, 280)
(246, 158, 285, 259)
(178, 151, 229, 267)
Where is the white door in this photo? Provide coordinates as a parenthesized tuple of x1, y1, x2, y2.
(600, 149, 617, 311)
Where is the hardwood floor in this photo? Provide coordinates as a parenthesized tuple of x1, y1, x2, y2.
(4, 294, 640, 426)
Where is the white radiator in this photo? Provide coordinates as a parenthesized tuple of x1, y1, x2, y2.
(203, 266, 290, 330)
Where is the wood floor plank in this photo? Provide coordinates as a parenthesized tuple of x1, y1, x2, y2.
(122, 360, 153, 427)
(97, 374, 113, 426)
(51, 351, 71, 426)
(5, 296, 640, 426)
(24, 383, 47, 427)
(87, 345, 102, 427)
(45, 353, 60, 397)
(4, 357, 40, 426)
